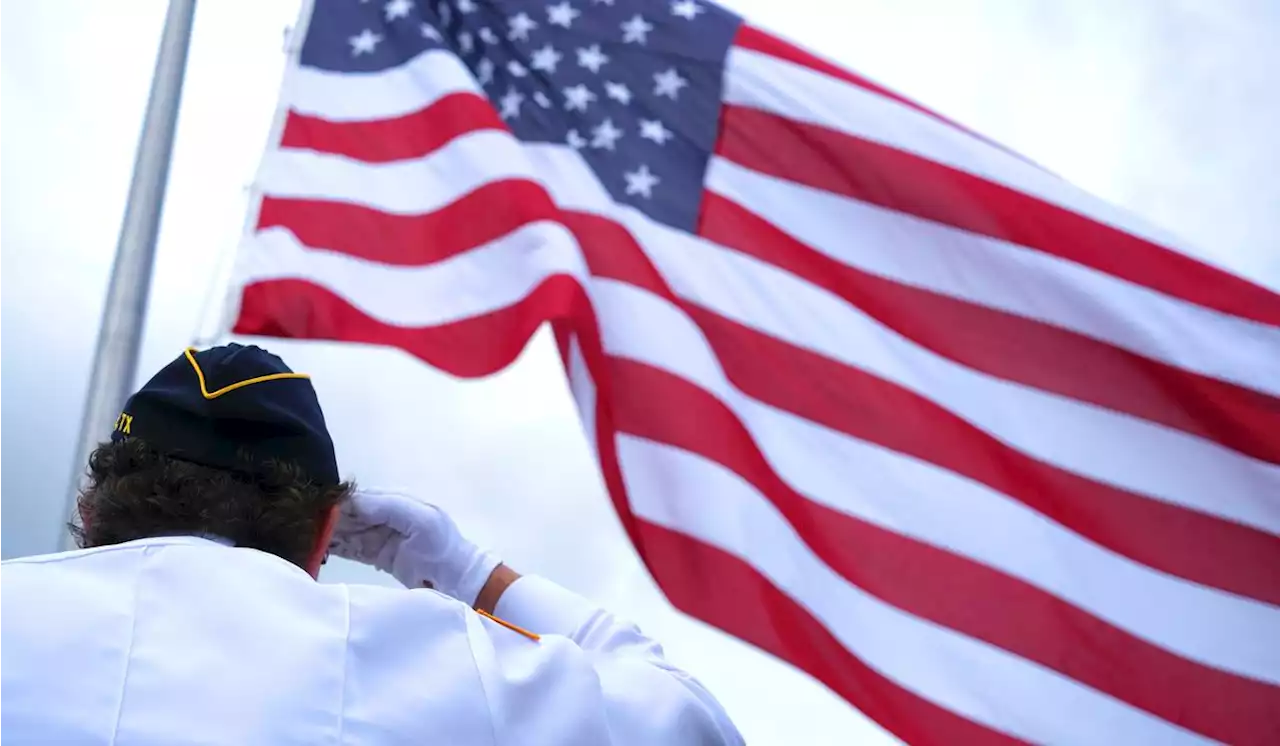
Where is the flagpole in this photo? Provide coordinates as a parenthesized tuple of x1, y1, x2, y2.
(60, 0, 198, 551)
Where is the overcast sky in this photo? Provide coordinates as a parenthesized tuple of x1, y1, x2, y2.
(3, 1, 1277, 744)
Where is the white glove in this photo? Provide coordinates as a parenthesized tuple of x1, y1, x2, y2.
(328, 488, 501, 606)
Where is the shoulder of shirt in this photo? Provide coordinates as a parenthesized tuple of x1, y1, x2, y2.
(1, 543, 138, 566)
(342, 583, 541, 644)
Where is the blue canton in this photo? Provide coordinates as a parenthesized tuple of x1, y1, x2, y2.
(300, 0, 741, 231)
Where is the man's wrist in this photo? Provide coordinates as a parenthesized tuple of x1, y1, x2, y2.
(473, 563, 521, 615)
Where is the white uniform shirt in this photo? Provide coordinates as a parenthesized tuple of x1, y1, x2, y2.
(1, 536, 742, 745)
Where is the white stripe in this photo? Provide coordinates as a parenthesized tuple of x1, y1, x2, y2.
(234, 222, 586, 327)
(251, 139, 1280, 539)
(258, 129, 529, 215)
(724, 47, 1212, 267)
(289, 49, 481, 122)
(566, 335, 599, 461)
(521, 145, 1280, 537)
(619, 436, 1215, 746)
(590, 277, 1280, 684)
(707, 157, 1280, 398)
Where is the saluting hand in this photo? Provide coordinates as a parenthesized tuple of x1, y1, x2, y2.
(327, 488, 503, 607)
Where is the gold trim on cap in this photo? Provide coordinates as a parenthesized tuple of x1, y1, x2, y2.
(184, 347, 311, 400)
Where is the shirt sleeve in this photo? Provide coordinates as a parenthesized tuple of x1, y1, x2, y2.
(469, 575, 743, 746)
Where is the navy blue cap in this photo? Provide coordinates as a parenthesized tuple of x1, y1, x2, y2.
(111, 343, 339, 486)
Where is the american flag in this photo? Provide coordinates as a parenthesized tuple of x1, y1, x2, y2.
(229, 0, 1280, 742)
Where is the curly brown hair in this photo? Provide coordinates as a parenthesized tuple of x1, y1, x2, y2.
(71, 437, 354, 568)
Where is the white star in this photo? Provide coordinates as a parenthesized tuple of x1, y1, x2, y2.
(624, 165, 660, 198)
(349, 29, 383, 56)
(384, 0, 413, 21)
(563, 84, 597, 112)
(567, 129, 588, 149)
(508, 60, 528, 77)
(508, 12, 539, 41)
(670, 0, 704, 19)
(476, 57, 495, 84)
(639, 119, 673, 144)
(653, 68, 687, 98)
(438, 2, 451, 26)
(534, 91, 552, 108)
(547, 1, 581, 28)
(620, 14, 653, 43)
(576, 44, 609, 74)
(457, 31, 474, 53)
(478, 27, 499, 44)
(591, 118, 624, 150)
(457, 0, 477, 12)
(420, 23, 441, 41)
(499, 87, 524, 119)
(604, 81, 632, 104)
(530, 44, 562, 73)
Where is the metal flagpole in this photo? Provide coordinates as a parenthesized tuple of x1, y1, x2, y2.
(60, 0, 198, 551)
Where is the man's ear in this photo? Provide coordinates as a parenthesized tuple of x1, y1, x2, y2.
(305, 504, 341, 580)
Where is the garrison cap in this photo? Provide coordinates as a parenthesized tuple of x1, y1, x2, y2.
(111, 343, 339, 486)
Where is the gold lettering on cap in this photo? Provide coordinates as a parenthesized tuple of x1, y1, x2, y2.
(114, 413, 133, 434)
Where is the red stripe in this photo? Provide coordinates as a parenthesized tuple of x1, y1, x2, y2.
(552, 308, 649, 564)
(636, 520, 1026, 746)
(559, 209, 1280, 607)
(732, 24, 1038, 169)
(255, 180, 557, 266)
(280, 92, 503, 163)
(699, 191, 1280, 466)
(612, 359, 1280, 745)
(233, 276, 581, 379)
(715, 104, 1280, 327)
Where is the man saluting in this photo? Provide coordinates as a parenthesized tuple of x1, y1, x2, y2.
(1, 343, 742, 745)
